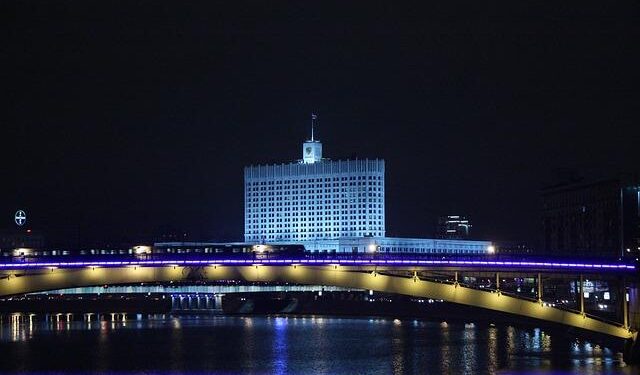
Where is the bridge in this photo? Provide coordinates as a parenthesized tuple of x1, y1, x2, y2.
(1, 256, 638, 344)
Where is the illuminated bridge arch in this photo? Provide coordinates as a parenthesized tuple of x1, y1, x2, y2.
(0, 262, 634, 339)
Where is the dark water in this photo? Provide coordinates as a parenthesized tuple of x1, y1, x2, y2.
(0, 314, 635, 374)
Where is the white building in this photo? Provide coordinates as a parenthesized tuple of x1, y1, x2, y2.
(243, 115, 491, 255)
(244, 159, 385, 242)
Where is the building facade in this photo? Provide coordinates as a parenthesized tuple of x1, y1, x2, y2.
(541, 178, 640, 259)
(245, 159, 385, 242)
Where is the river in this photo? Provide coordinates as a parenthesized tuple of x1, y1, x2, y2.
(0, 314, 635, 374)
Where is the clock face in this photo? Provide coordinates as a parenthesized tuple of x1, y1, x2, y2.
(306, 147, 312, 154)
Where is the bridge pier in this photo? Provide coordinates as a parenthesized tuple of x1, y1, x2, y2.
(623, 284, 640, 364)
(621, 280, 629, 330)
(537, 273, 543, 304)
(579, 275, 585, 315)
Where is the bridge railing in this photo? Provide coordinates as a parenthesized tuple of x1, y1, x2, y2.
(4, 252, 638, 265)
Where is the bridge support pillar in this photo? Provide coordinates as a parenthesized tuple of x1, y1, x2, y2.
(623, 284, 640, 364)
(537, 273, 543, 303)
(495, 272, 500, 292)
(579, 275, 585, 315)
(620, 280, 629, 330)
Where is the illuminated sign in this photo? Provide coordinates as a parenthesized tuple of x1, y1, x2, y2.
(14, 210, 26, 226)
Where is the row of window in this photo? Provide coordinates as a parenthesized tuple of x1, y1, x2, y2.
(247, 182, 383, 191)
(246, 175, 383, 186)
(248, 210, 383, 215)
(247, 225, 384, 231)
(247, 203, 382, 211)
(246, 233, 383, 240)
(247, 191, 383, 197)
(247, 219, 384, 226)
(247, 212, 383, 218)
(248, 227, 381, 233)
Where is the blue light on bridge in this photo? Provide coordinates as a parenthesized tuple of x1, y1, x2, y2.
(0, 258, 635, 271)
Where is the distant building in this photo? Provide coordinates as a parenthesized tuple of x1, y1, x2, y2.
(0, 230, 45, 252)
(239, 114, 491, 255)
(541, 177, 640, 259)
(437, 215, 472, 239)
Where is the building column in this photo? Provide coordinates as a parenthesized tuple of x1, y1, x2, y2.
(496, 272, 500, 292)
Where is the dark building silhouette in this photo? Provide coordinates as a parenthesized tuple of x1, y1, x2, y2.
(494, 241, 534, 256)
(437, 215, 472, 240)
(0, 230, 45, 253)
(541, 177, 640, 259)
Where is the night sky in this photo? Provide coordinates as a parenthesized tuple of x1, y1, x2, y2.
(3, 2, 639, 248)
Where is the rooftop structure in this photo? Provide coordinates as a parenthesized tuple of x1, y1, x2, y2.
(437, 215, 472, 239)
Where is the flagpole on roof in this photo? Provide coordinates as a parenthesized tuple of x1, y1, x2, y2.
(311, 113, 317, 141)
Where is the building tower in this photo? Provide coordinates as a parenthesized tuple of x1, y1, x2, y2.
(302, 113, 322, 164)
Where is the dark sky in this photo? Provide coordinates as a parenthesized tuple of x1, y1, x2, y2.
(2, 2, 639, 247)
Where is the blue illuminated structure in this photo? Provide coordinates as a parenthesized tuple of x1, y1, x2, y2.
(240, 114, 492, 255)
(244, 159, 386, 242)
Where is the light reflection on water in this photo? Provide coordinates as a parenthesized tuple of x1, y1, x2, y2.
(0, 314, 635, 375)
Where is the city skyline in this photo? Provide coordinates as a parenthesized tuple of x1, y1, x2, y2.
(3, 3, 639, 248)
(2, 2, 640, 372)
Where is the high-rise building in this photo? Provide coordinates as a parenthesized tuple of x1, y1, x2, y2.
(242, 114, 491, 255)
(541, 177, 640, 259)
(244, 114, 385, 242)
(437, 215, 472, 239)
(244, 160, 385, 242)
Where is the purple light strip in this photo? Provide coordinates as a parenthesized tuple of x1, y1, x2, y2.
(0, 259, 635, 271)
